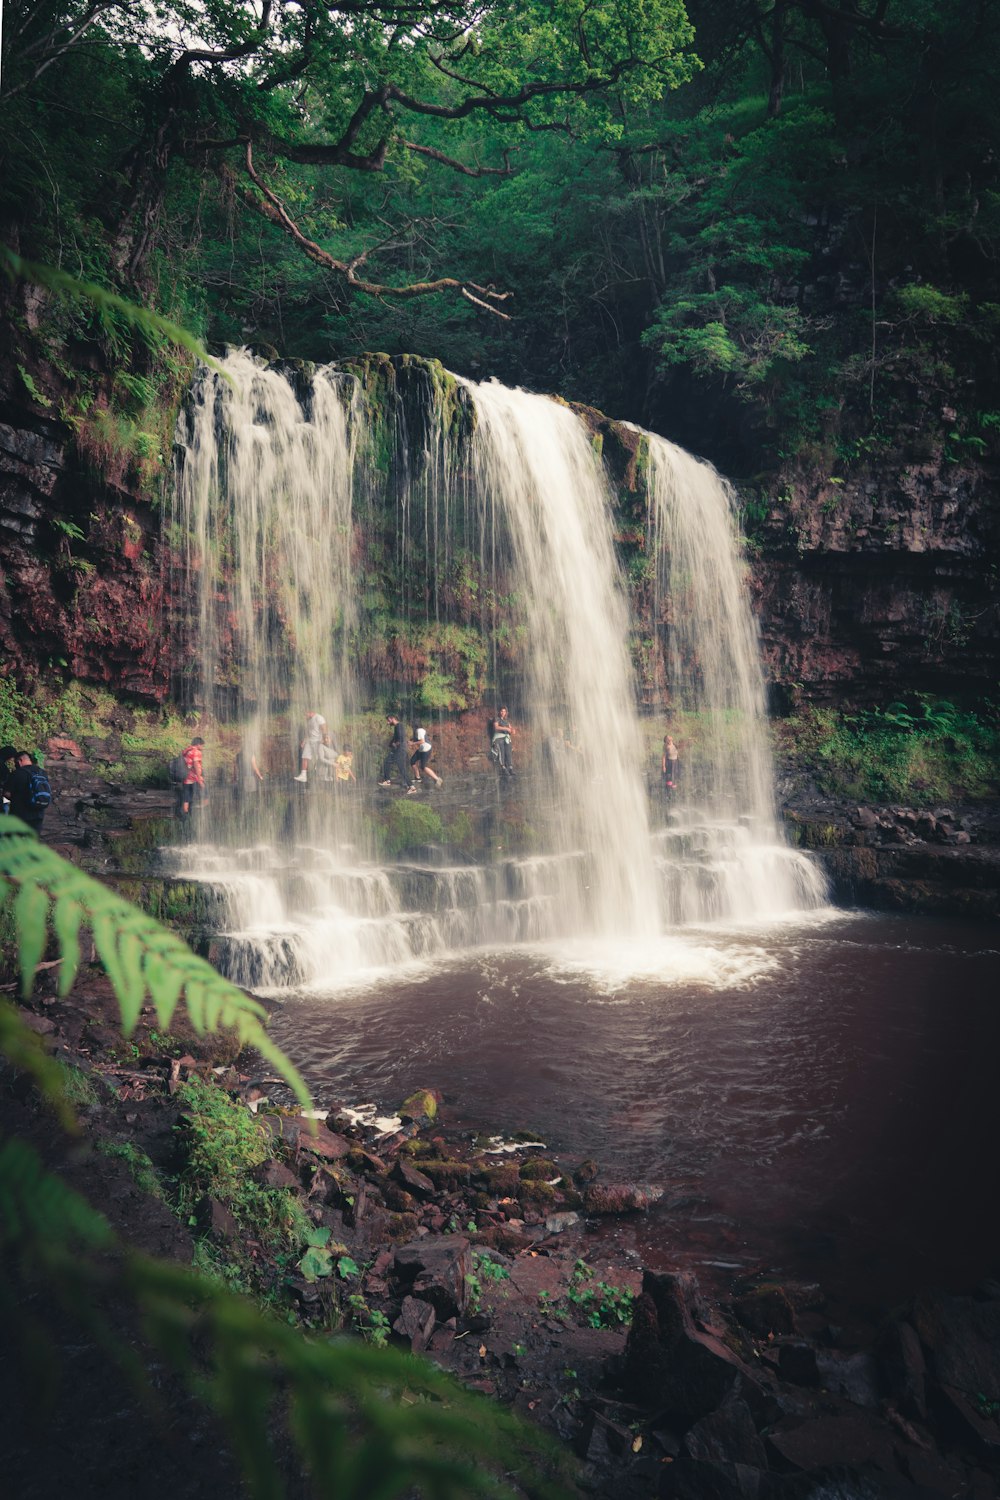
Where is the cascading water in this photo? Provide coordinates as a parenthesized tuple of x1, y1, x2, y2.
(166, 351, 826, 992)
(172, 349, 361, 847)
(643, 433, 827, 921)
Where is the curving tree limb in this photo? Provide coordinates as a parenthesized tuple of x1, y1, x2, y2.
(241, 143, 513, 316)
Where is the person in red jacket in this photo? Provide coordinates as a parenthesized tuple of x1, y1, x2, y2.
(181, 737, 207, 819)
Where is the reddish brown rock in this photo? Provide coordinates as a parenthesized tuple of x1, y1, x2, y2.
(623, 1271, 759, 1423)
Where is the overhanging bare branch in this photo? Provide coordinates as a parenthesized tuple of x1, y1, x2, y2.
(241, 144, 511, 316)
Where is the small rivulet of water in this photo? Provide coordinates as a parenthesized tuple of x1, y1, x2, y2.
(168, 352, 827, 994)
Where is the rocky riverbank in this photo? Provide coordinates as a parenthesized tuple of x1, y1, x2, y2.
(4, 961, 999, 1500)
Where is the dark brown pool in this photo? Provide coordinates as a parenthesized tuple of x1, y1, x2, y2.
(267, 910, 1000, 1308)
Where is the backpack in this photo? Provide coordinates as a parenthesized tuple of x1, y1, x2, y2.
(26, 767, 52, 809)
(168, 753, 188, 785)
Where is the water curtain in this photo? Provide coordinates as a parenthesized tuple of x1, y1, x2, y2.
(169, 353, 825, 987)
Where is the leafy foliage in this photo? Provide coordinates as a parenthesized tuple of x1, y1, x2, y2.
(0, 817, 308, 1103)
(1, 1139, 569, 1500)
(778, 700, 1000, 804)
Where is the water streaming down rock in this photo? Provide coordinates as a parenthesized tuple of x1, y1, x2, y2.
(172, 350, 362, 845)
(168, 353, 826, 991)
(643, 433, 828, 921)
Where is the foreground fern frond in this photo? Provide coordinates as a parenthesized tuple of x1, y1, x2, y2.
(1, 1140, 570, 1500)
(0, 818, 309, 1106)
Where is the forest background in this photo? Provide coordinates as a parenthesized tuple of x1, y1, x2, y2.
(1, 0, 999, 801)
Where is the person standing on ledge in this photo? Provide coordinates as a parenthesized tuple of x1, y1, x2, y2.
(181, 736, 207, 821)
(662, 734, 679, 791)
(4, 751, 51, 834)
(234, 739, 264, 801)
(379, 715, 415, 792)
(490, 706, 515, 774)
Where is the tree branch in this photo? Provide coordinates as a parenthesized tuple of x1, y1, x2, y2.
(403, 141, 513, 176)
(241, 144, 511, 316)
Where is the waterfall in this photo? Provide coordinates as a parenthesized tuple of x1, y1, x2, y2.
(459, 380, 660, 939)
(168, 352, 827, 992)
(643, 433, 825, 919)
(172, 350, 361, 844)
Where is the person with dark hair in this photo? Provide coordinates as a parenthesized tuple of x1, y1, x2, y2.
(181, 736, 207, 819)
(489, 706, 515, 774)
(378, 715, 415, 791)
(4, 750, 51, 833)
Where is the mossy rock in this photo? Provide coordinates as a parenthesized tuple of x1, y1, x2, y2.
(478, 1164, 521, 1196)
(418, 1158, 471, 1190)
(387, 1212, 421, 1241)
(519, 1156, 557, 1181)
(518, 1180, 557, 1208)
(399, 1088, 438, 1123)
(400, 1137, 434, 1157)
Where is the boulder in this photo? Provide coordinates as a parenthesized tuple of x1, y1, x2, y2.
(250, 1159, 300, 1191)
(623, 1271, 759, 1424)
(393, 1294, 436, 1354)
(684, 1398, 767, 1469)
(875, 1319, 927, 1419)
(584, 1182, 663, 1215)
(393, 1235, 472, 1319)
(731, 1284, 797, 1338)
(296, 1122, 353, 1161)
(398, 1088, 438, 1123)
(194, 1195, 239, 1242)
(767, 1410, 898, 1474)
(392, 1157, 435, 1198)
(912, 1291, 1000, 1410)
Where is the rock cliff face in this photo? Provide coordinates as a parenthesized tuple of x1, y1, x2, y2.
(1, 350, 997, 708)
(751, 457, 1000, 704)
(0, 401, 167, 701)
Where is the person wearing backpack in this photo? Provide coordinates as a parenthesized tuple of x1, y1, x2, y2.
(179, 736, 207, 821)
(4, 751, 52, 834)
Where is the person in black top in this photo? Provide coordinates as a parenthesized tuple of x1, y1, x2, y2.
(378, 716, 415, 791)
(5, 751, 50, 833)
(489, 706, 515, 774)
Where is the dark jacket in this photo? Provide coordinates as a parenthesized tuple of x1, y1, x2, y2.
(5, 763, 47, 827)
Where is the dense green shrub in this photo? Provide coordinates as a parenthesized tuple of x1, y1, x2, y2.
(779, 699, 1000, 804)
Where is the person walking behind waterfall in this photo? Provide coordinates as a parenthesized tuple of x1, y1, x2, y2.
(410, 726, 442, 787)
(294, 711, 336, 783)
(181, 737, 207, 821)
(662, 734, 679, 791)
(379, 715, 415, 792)
(489, 706, 515, 774)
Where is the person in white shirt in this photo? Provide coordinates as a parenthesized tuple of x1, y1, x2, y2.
(409, 726, 442, 786)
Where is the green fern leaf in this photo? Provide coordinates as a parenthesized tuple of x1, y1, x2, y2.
(117, 930, 146, 1033)
(14, 881, 49, 997)
(53, 897, 84, 997)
